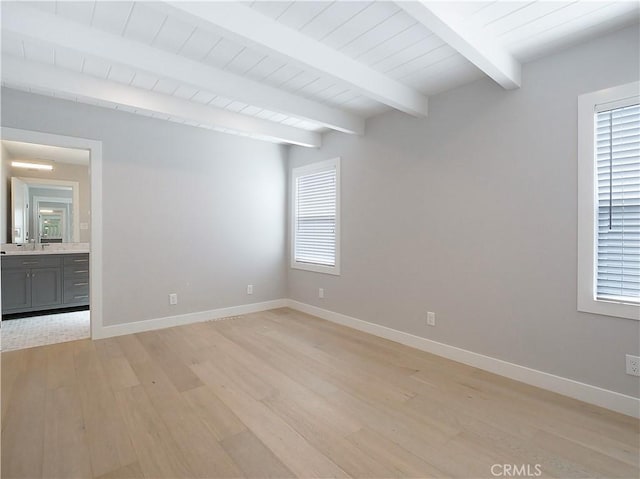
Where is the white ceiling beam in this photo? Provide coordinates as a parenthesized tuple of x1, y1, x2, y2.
(165, 1, 428, 117)
(397, 1, 521, 89)
(1, 3, 363, 135)
(2, 57, 321, 148)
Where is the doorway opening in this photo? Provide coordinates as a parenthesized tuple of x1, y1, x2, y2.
(1, 130, 102, 350)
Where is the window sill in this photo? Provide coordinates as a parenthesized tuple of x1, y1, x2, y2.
(578, 296, 639, 321)
(291, 261, 340, 276)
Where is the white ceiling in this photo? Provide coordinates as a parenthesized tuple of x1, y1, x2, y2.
(1, 1, 638, 147)
(2, 140, 90, 166)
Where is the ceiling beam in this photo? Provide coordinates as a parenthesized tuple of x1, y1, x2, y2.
(1, 3, 363, 135)
(2, 57, 321, 148)
(397, 1, 521, 89)
(165, 1, 429, 117)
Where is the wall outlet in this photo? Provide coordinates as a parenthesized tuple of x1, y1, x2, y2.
(426, 311, 436, 326)
(169, 293, 178, 305)
(318, 288, 324, 299)
(247, 284, 253, 295)
(626, 354, 640, 376)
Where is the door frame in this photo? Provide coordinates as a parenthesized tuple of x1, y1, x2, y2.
(1, 127, 103, 340)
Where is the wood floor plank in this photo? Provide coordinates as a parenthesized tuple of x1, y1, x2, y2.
(94, 462, 144, 479)
(191, 359, 350, 478)
(1, 349, 27, 423)
(128, 358, 244, 479)
(114, 385, 195, 479)
(102, 356, 140, 391)
(135, 330, 204, 392)
(45, 341, 77, 390)
(211, 325, 363, 436)
(346, 427, 448, 478)
(73, 340, 138, 478)
(42, 385, 93, 478)
(182, 385, 247, 441)
(221, 429, 296, 479)
(115, 334, 151, 365)
(211, 320, 340, 396)
(1, 347, 48, 479)
(262, 392, 400, 478)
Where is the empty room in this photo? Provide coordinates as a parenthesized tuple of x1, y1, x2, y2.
(1, 1, 639, 478)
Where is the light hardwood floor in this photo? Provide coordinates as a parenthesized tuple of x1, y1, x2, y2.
(2, 308, 639, 478)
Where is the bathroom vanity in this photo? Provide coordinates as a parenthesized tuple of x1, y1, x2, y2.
(1, 251, 90, 315)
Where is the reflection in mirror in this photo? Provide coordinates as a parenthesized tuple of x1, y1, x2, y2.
(11, 178, 79, 243)
(39, 209, 65, 243)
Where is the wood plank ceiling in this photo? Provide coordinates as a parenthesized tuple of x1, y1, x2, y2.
(1, 1, 638, 147)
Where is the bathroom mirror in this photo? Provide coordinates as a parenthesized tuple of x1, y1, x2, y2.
(11, 177, 80, 243)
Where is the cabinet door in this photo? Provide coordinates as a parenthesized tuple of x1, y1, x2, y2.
(30, 267, 62, 309)
(1, 269, 31, 312)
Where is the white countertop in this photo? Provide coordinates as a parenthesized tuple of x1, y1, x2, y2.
(1, 243, 90, 256)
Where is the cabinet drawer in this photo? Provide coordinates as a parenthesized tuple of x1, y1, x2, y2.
(64, 282, 90, 304)
(64, 268, 90, 278)
(1, 255, 62, 269)
(63, 254, 90, 266)
(63, 254, 90, 278)
(64, 282, 89, 298)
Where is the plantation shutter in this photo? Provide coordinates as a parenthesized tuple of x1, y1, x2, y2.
(294, 167, 337, 266)
(595, 102, 640, 303)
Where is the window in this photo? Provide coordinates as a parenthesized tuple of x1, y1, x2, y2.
(291, 158, 340, 275)
(578, 82, 640, 320)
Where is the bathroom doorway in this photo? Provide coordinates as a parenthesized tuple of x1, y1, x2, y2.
(0, 130, 102, 350)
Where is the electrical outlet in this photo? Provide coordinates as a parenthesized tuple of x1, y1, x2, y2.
(626, 354, 640, 376)
(426, 311, 436, 326)
(318, 288, 324, 299)
(247, 284, 253, 295)
(169, 293, 178, 305)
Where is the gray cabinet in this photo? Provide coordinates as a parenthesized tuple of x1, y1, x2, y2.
(1, 253, 88, 315)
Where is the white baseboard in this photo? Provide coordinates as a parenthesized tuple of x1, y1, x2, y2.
(286, 300, 640, 419)
(92, 299, 287, 339)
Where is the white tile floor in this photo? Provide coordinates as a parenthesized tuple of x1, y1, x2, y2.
(1, 310, 90, 351)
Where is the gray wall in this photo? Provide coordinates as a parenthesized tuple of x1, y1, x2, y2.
(8, 162, 91, 243)
(1, 89, 288, 326)
(288, 25, 640, 398)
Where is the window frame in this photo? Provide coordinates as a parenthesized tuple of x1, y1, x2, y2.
(577, 81, 640, 320)
(290, 157, 341, 276)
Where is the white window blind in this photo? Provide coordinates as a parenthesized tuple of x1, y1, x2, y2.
(291, 158, 340, 275)
(294, 167, 337, 267)
(596, 103, 640, 304)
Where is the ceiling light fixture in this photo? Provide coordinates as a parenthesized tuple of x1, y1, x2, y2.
(11, 161, 53, 171)
(40, 209, 54, 214)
